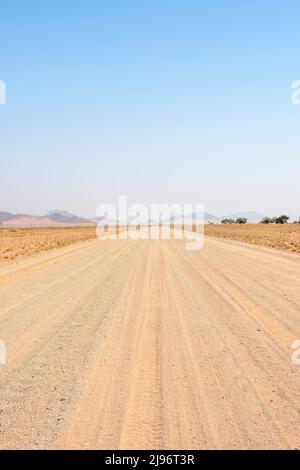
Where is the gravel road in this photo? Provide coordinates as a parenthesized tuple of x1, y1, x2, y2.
(0, 237, 299, 449)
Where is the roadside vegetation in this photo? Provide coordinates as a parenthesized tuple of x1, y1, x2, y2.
(0, 226, 96, 262)
(260, 215, 290, 224)
(205, 223, 300, 252)
(221, 217, 247, 224)
(220, 215, 295, 225)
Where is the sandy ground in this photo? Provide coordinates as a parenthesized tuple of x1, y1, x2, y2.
(0, 237, 299, 449)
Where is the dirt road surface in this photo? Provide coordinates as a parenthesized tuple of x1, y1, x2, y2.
(0, 237, 299, 449)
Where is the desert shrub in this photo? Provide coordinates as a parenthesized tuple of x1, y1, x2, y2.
(261, 217, 273, 224)
(221, 218, 235, 224)
(275, 215, 289, 224)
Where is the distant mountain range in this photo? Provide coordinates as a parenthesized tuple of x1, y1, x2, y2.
(46, 210, 93, 225)
(0, 209, 298, 227)
(0, 210, 95, 227)
(167, 211, 266, 224)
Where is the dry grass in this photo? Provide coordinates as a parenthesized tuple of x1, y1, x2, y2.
(0, 226, 96, 262)
(1, 224, 300, 263)
(205, 223, 300, 253)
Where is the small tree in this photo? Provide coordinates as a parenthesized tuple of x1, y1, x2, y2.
(236, 217, 247, 224)
(221, 218, 235, 224)
(260, 217, 272, 224)
(275, 215, 289, 224)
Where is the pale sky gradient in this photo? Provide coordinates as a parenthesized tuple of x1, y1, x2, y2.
(0, 1, 299, 217)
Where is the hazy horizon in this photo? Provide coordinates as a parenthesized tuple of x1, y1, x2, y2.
(1, 1, 299, 218)
(1, 207, 299, 222)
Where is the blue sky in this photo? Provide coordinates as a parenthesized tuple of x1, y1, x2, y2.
(0, 0, 299, 217)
